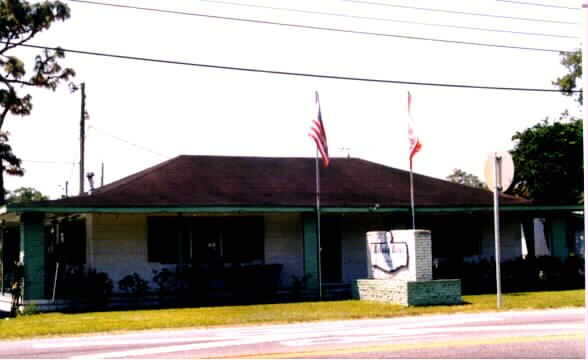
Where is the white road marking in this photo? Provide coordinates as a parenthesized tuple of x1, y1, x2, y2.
(282, 333, 448, 346)
(33, 337, 228, 349)
(67, 323, 454, 359)
(417, 323, 584, 333)
(68, 333, 332, 359)
(281, 322, 583, 347)
(36, 315, 497, 352)
(25, 312, 574, 359)
(32, 313, 502, 350)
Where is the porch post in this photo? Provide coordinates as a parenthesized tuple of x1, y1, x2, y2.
(550, 217, 568, 260)
(302, 213, 319, 292)
(20, 213, 47, 301)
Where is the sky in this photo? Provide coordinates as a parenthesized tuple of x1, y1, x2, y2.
(2, 0, 585, 199)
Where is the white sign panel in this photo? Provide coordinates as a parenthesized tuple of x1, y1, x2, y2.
(484, 152, 514, 192)
(366, 231, 409, 279)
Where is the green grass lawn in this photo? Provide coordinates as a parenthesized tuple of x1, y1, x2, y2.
(0, 289, 584, 340)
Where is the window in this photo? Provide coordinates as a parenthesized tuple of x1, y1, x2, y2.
(427, 215, 481, 259)
(147, 216, 181, 264)
(148, 216, 264, 264)
(222, 217, 264, 262)
(47, 218, 87, 265)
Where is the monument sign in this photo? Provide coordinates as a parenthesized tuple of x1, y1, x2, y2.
(354, 229, 462, 306)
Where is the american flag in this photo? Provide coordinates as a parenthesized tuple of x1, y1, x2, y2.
(309, 91, 329, 167)
(408, 91, 422, 170)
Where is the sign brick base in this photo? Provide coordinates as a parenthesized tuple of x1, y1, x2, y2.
(352, 278, 462, 306)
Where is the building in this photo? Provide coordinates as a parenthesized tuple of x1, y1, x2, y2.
(0, 155, 582, 309)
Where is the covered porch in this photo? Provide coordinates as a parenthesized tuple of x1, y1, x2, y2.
(1, 203, 582, 311)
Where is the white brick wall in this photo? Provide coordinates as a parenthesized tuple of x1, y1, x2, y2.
(89, 213, 163, 289)
(341, 215, 376, 283)
(480, 216, 525, 261)
(87, 213, 306, 291)
(264, 214, 304, 288)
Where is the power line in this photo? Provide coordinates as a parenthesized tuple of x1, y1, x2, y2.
(87, 125, 169, 158)
(66, 0, 575, 53)
(195, 0, 579, 39)
(338, 0, 578, 24)
(15, 42, 584, 93)
(495, 0, 582, 10)
(22, 159, 76, 165)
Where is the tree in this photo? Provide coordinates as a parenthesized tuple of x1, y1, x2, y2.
(509, 118, 582, 204)
(0, 130, 22, 194)
(446, 168, 488, 189)
(0, 0, 75, 205)
(553, 50, 582, 105)
(507, 50, 584, 204)
(6, 185, 47, 203)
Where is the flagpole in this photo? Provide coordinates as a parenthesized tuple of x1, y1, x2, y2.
(315, 149, 323, 300)
(409, 167, 416, 230)
(407, 91, 419, 230)
(310, 90, 327, 301)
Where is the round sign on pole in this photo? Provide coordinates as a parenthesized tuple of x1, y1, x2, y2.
(484, 152, 514, 192)
(484, 151, 515, 309)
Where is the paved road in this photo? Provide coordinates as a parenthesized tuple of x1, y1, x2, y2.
(0, 308, 584, 359)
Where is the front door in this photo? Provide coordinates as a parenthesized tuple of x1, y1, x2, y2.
(320, 216, 342, 283)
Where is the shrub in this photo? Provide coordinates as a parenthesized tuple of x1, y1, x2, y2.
(434, 255, 585, 294)
(290, 273, 313, 299)
(82, 269, 113, 306)
(118, 273, 149, 297)
(59, 266, 113, 307)
(18, 303, 38, 316)
(152, 268, 177, 294)
(175, 265, 206, 299)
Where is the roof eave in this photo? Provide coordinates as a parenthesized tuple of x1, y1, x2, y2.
(4, 204, 582, 215)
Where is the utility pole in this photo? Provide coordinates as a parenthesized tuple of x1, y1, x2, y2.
(79, 83, 86, 195)
(101, 162, 104, 187)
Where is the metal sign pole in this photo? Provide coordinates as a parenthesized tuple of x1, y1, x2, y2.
(493, 153, 502, 308)
(485, 151, 513, 309)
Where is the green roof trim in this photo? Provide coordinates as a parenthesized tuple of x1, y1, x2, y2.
(414, 205, 584, 213)
(4, 206, 408, 214)
(3, 204, 582, 215)
(4, 206, 315, 214)
(321, 207, 409, 213)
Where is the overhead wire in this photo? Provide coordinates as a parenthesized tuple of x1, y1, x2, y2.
(172, 0, 581, 39)
(495, 0, 582, 10)
(336, 0, 578, 25)
(13, 42, 583, 94)
(87, 125, 169, 158)
(22, 159, 76, 165)
(66, 0, 576, 53)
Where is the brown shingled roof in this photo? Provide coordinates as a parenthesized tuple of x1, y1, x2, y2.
(19, 155, 530, 209)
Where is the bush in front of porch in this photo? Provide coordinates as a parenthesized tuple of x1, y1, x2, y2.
(433, 255, 585, 294)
